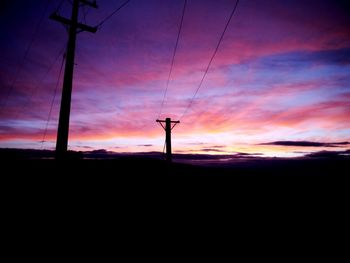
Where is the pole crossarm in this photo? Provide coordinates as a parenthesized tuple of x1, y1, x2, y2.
(49, 13, 97, 33)
(156, 119, 180, 124)
(156, 119, 179, 130)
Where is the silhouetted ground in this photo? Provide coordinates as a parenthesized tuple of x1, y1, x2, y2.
(1, 148, 347, 189)
(1, 148, 348, 174)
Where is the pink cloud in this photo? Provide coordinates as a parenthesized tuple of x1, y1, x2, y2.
(1, 0, 350, 154)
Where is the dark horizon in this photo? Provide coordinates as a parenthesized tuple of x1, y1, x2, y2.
(1, 147, 349, 182)
(1, 146, 349, 160)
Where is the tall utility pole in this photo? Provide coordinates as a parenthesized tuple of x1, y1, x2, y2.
(50, 0, 98, 159)
(156, 118, 180, 162)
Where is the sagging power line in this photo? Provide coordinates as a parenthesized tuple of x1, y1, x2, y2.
(96, 0, 131, 29)
(0, 0, 51, 110)
(179, 0, 240, 120)
(11, 43, 68, 122)
(155, 0, 187, 159)
(156, 0, 239, 157)
(158, 0, 187, 119)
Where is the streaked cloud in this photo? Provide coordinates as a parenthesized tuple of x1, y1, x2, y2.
(0, 0, 349, 157)
(261, 141, 349, 147)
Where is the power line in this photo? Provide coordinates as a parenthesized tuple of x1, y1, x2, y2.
(158, 0, 187, 119)
(41, 49, 66, 149)
(179, 0, 240, 120)
(28, 44, 67, 104)
(0, 0, 52, 110)
(96, 0, 131, 29)
(12, 43, 68, 121)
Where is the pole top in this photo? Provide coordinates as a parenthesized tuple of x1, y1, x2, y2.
(156, 119, 180, 124)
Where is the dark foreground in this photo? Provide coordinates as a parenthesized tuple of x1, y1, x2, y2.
(2, 148, 348, 257)
(1, 148, 348, 193)
(2, 154, 348, 177)
(1, 149, 348, 240)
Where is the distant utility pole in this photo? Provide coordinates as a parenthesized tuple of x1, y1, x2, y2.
(156, 118, 180, 162)
(50, 0, 98, 159)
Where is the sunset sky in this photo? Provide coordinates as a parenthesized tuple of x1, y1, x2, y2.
(0, 0, 349, 157)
